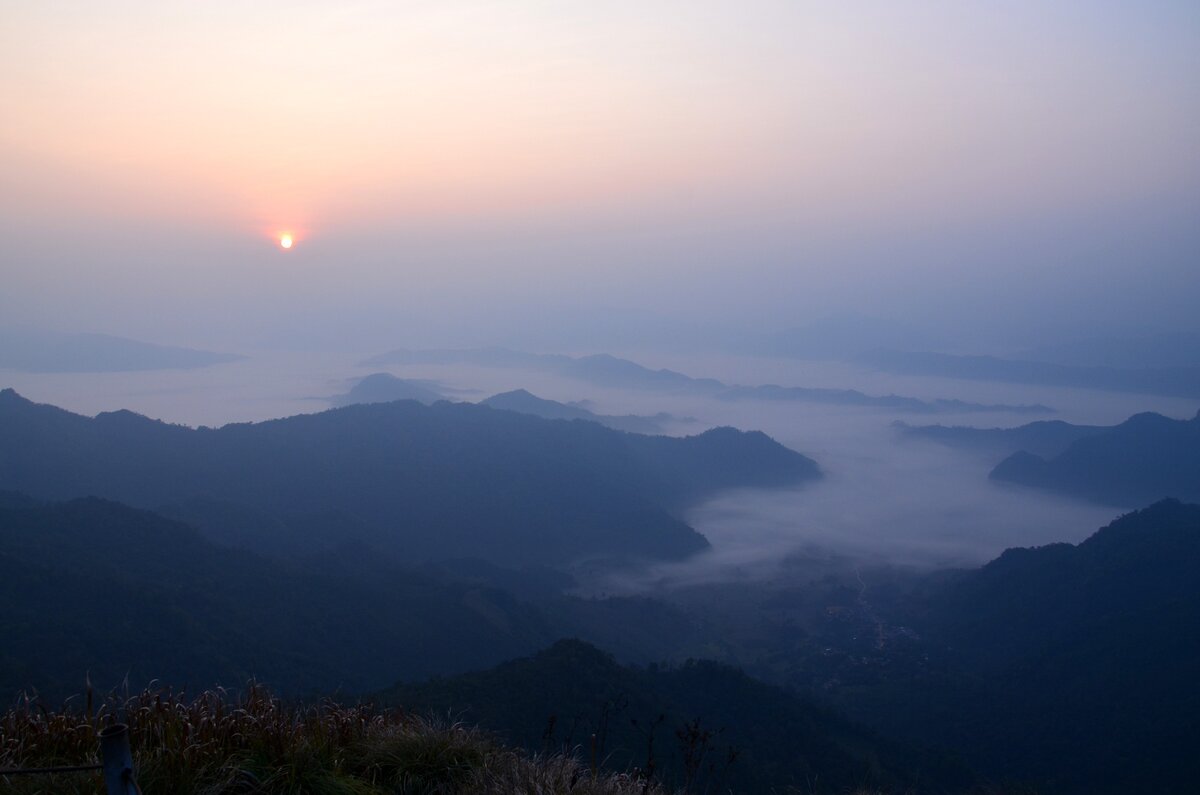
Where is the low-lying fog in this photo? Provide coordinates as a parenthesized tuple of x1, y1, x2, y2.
(5, 350, 1196, 582)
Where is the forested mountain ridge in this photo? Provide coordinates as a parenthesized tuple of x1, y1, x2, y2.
(2, 486, 1196, 793)
(866, 500, 1200, 793)
(990, 410, 1200, 505)
(0, 389, 819, 566)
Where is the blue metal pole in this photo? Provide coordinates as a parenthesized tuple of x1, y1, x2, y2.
(99, 723, 137, 795)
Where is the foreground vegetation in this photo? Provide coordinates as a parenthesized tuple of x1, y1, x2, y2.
(0, 684, 673, 795)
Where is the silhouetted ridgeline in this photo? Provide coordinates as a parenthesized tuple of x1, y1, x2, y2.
(895, 418, 1106, 458)
(365, 347, 1051, 413)
(904, 500, 1200, 793)
(0, 388, 819, 566)
(481, 388, 683, 434)
(990, 410, 1200, 506)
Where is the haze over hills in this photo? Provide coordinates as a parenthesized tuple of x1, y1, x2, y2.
(481, 389, 686, 434)
(1016, 331, 1200, 369)
(750, 315, 944, 360)
(895, 419, 1107, 459)
(749, 320, 1200, 373)
(0, 388, 819, 567)
(990, 410, 1200, 506)
(862, 348, 1200, 399)
(898, 410, 1200, 506)
(603, 501, 1200, 795)
(0, 327, 242, 373)
(366, 347, 1052, 414)
(328, 372, 448, 407)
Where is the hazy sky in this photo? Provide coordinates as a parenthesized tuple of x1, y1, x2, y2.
(3, 1, 1198, 351)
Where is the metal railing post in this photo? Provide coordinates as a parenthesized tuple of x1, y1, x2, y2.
(99, 723, 137, 795)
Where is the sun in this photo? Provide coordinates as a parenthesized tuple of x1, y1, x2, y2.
(278, 233, 294, 250)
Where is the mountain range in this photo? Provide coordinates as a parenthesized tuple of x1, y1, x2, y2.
(895, 418, 1106, 458)
(990, 410, 1200, 506)
(1, 487, 1197, 793)
(328, 372, 447, 406)
(365, 347, 1052, 414)
(0, 389, 819, 566)
(480, 389, 686, 434)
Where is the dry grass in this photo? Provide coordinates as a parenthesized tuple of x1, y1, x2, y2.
(0, 684, 670, 794)
(0, 684, 1040, 794)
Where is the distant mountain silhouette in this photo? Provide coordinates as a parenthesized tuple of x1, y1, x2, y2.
(0, 327, 242, 372)
(329, 372, 446, 407)
(364, 347, 723, 391)
(366, 348, 1051, 414)
(895, 418, 1106, 458)
(481, 389, 686, 434)
(990, 410, 1200, 506)
(0, 389, 819, 566)
(863, 348, 1200, 399)
(378, 639, 968, 795)
(718, 383, 1050, 414)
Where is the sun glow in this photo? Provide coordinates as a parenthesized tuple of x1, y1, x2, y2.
(278, 233, 294, 250)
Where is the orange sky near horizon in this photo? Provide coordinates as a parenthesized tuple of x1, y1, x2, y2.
(4, 0, 1197, 246)
(1, 0, 1198, 349)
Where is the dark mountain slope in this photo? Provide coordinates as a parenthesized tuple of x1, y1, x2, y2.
(378, 639, 969, 795)
(0, 389, 818, 566)
(0, 494, 558, 700)
(883, 500, 1200, 793)
(990, 410, 1200, 506)
(925, 500, 1200, 670)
